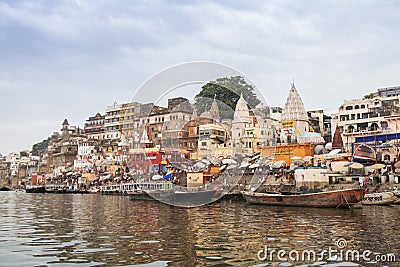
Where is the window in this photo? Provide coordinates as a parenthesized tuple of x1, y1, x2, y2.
(346, 106, 353, 110)
(201, 142, 207, 147)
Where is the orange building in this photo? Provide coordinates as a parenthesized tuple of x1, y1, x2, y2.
(260, 144, 314, 164)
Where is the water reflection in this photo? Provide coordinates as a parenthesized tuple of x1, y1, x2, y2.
(0, 192, 399, 266)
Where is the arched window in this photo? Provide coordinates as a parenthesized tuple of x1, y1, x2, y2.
(345, 106, 353, 110)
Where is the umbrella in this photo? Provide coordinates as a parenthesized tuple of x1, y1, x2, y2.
(273, 160, 286, 168)
(249, 163, 260, 169)
(193, 162, 206, 169)
(325, 142, 333, 151)
(222, 158, 237, 165)
(291, 156, 302, 160)
(219, 165, 227, 171)
(343, 162, 354, 167)
(289, 163, 297, 170)
(370, 163, 386, 170)
(226, 164, 238, 170)
(201, 159, 211, 165)
(303, 156, 314, 162)
(164, 173, 173, 179)
(292, 160, 304, 165)
(239, 162, 250, 169)
(350, 162, 364, 169)
(328, 149, 342, 158)
(151, 174, 163, 180)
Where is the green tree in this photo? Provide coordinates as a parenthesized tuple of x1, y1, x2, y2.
(363, 93, 376, 99)
(194, 76, 261, 120)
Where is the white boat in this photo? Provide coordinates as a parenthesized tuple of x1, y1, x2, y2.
(361, 192, 398, 205)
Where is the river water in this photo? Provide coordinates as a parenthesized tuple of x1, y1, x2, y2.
(0, 192, 399, 267)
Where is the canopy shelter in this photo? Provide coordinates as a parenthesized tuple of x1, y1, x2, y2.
(297, 132, 325, 144)
(370, 163, 386, 170)
(350, 162, 364, 169)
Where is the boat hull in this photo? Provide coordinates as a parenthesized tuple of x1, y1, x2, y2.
(0, 187, 12, 191)
(241, 188, 364, 208)
(148, 190, 218, 206)
(26, 186, 46, 193)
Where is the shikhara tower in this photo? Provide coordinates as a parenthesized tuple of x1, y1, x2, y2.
(280, 82, 309, 144)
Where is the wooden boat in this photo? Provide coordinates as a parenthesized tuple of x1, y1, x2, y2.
(148, 188, 218, 206)
(361, 192, 398, 205)
(25, 185, 46, 193)
(241, 188, 365, 208)
(0, 186, 12, 191)
(45, 184, 68, 193)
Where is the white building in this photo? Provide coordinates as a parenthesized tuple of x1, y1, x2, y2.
(332, 86, 400, 153)
(280, 83, 309, 144)
(104, 101, 122, 140)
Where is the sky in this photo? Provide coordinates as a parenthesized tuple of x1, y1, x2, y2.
(1, 0, 400, 155)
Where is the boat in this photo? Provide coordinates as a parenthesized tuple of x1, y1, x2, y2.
(361, 192, 398, 205)
(128, 181, 174, 200)
(241, 188, 365, 208)
(147, 187, 218, 207)
(25, 175, 46, 193)
(25, 185, 46, 193)
(393, 193, 400, 204)
(0, 186, 12, 191)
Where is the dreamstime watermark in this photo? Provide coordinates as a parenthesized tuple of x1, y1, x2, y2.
(257, 238, 396, 263)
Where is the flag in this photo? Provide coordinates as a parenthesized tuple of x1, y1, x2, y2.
(85, 156, 93, 165)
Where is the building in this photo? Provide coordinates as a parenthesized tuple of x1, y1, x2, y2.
(162, 98, 193, 151)
(308, 110, 332, 143)
(332, 86, 400, 156)
(104, 101, 122, 140)
(198, 123, 230, 159)
(84, 112, 105, 140)
(50, 119, 82, 172)
(280, 83, 309, 144)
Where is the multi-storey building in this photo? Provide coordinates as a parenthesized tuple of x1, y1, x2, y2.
(332, 85, 400, 161)
(307, 110, 332, 143)
(104, 101, 122, 140)
(162, 98, 193, 151)
(84, 112, 105, 140)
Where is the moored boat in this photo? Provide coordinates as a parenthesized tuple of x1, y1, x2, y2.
(241, 188, 365, 208)
(25, 185, 46, 193)
(0, 186, 12, 191)
(150, 189, 218, 206)
(361, 192, 398, 205)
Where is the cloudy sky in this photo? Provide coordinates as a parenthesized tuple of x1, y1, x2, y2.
(1, 0, 400, 155)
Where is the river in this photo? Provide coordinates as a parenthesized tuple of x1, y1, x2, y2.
(0, 192, 399, 266)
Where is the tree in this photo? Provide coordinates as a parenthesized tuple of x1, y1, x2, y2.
(364, 93, 376, 99)
(194, 76, 261, 120)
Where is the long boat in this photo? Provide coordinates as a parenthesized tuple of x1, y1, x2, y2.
(25, 185, 46, 193)
(361, 192, 398, 205)
(0, 186, 12, 191)
(241, 188, 365, 208)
